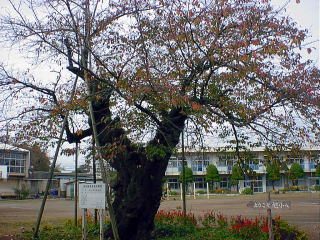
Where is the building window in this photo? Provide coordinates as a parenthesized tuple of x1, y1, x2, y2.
(287, 157, 304, 169)
(192, 159, 209, 172)
(167, 178, 180, 190)
(220, 177, 229, 189)
(218, 155, 235, 168)
(310, 156, 318, 169)
(244, 176, 263, 193)
(168, 157, 184, 170)
(0, 150, 27, 174)
(194, 177, 205, 189)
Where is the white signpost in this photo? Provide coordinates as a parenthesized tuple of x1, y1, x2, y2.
(79, 183, 106, 240)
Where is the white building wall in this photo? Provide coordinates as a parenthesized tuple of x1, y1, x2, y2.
(165, 147, 320, 193)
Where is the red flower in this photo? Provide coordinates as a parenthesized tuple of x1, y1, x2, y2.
(261, 225, 269, 232)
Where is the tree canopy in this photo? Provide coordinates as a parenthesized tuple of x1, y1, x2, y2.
(316, 164, 320, 178)
(0, 0, 319, 239)
(288, 162, 304, 185)
(230, 165, 243, 186)
(206, 164, 221, 183)
(0, 0, 319, 147)
(266, 162, 281, 190)
(179, 167, 194, 183)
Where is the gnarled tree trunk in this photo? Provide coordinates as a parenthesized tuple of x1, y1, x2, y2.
(92, 101, 186, 239)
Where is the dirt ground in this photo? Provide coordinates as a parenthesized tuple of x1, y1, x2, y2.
(0, 192, 319, 239)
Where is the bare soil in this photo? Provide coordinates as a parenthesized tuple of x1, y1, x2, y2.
(0, 192, 319, 239)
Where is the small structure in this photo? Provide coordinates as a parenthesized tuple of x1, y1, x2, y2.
(0, 143, 31, 198)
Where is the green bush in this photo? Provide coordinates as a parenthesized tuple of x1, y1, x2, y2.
(289, 185, 300, 191)
(241, 187, 253, 195)
(279, 187, 290, 192)
(196, 190, 206, 194)
(313, 185, 320, 191)
(213, 188, 232, 194)
(168, 190, 178, 195)
(273, 217, 308, 240)
(13, 185, 30, 200)
(19, 217, 105, 240)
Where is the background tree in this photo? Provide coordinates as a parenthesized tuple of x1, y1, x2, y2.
(25, 144, 50, 172)
(178, 167, 194, 183)
(289, 163, 304, 186)
(206, 164, 221, 190)
(178, 167, 194, 193)
(315, 164, 320, 178)
(230, 165, 243, 192)
(266, 162, 281, 190)
(0, 0, 319, 239)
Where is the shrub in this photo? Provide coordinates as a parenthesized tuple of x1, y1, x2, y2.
(196, 190, 206, 194)
(273, 217, 308, 240)
(313, 185, 320, 191)
(200, 212, 228, 228)
(19, 216, 106, 240)
(289, 185, 300, 191)
(299, 185, 308, 191)
(154, 210, 197, 239)
(168, 190, 178, 195)
(13, 185, 30, 200)
(229, 216, 269, 240)
(213, 188, 224, 194)
(213, 188, 230, 194)
(155, 210, 197, 226)
(241, 187, 253, 195)
(279, 187, 290, 192)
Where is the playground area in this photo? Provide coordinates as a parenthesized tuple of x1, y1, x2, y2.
(0, 192, 319, 239)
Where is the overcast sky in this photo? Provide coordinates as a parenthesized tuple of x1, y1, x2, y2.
(0, 0, 319, 170)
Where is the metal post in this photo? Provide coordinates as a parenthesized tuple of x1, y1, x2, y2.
(92, 139, 98, 225)
(99, 209, 104, 240)
(33, 76, 79, 239)
(82, 208, 87, 240)
(75, 142, 79, 226)
(267, 192, 274, 240)
(181, 129, 186, 215)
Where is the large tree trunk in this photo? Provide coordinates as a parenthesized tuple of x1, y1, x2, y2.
(109, 150, 170, 240)
(92, 100, 186, 240)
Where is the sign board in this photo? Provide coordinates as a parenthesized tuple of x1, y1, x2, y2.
(247, 200, 291, 209)
(79, 183, 106, 209)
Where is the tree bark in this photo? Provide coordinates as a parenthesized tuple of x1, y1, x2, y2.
(89, 100, 187, 239)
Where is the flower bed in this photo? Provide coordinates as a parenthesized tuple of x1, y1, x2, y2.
(18, 211, 308, 240)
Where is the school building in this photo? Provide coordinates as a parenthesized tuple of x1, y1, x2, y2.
(0, 143, 31, 197)
(165, 147, 319, 193)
